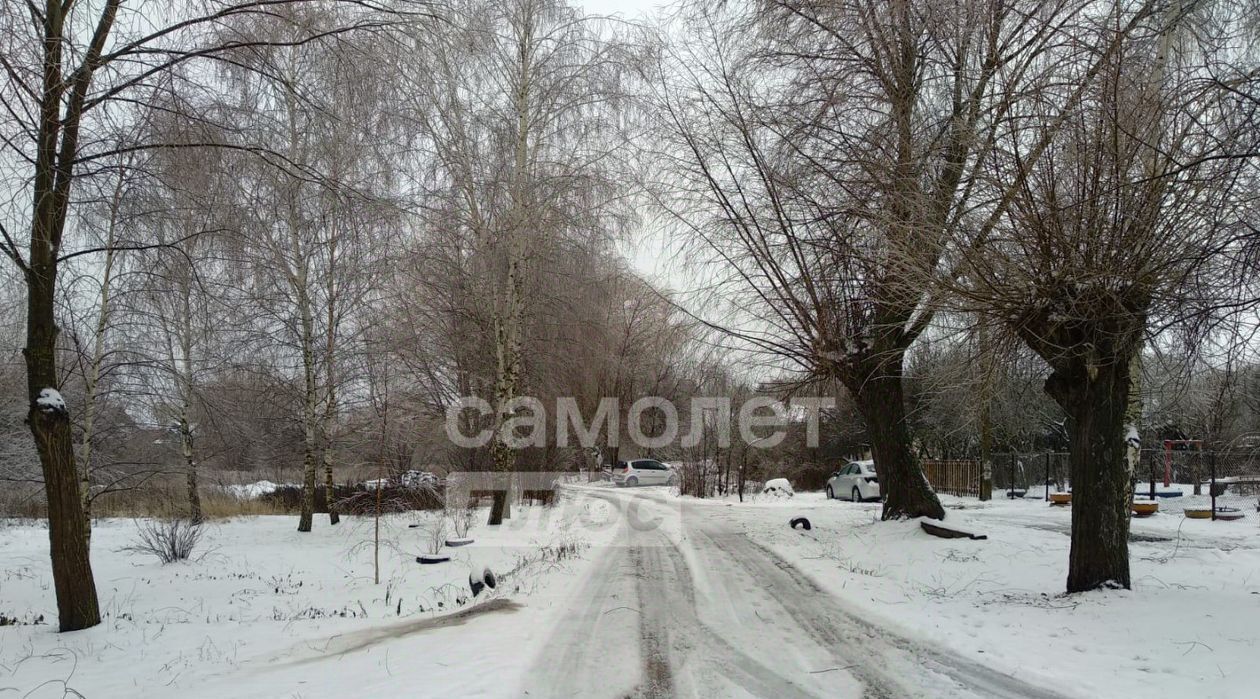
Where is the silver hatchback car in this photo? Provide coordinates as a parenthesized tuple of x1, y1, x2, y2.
(612, 459, 677, 487)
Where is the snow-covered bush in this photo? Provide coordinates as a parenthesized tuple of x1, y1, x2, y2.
(124, 518, 203, 564)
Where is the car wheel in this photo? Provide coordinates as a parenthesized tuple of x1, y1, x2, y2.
(667, 474, 677, 486)
(852, 486, 861, 502)
(826, 486, 834, 499)
(627, 476, 639, 487)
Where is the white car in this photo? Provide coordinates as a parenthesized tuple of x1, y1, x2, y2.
(612, 459, 677, 487)
(826, 460, 880, 502)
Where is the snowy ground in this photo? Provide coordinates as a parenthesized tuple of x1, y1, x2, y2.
(0, 492, 619, 698)
(2, 484, 1257, 697)
(674, 485, 1260, 698)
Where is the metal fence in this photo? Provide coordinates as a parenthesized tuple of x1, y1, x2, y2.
(992, 452, 1069, 496)
(986, 449, 1260, 524)
(923, 454, 1071, 500)
(922, 459, 983, 498)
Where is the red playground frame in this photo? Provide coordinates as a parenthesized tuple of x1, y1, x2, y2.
(1162, 439, 1203, 487)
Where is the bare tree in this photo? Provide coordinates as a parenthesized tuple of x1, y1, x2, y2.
(62, 160, 136, 539)
(127, 137, 242, 525)
(222, 7, 402, 531)
(649, 0, 1129, 519)
(951, 2, 1260, 591)
(400, 0, 635, 523)
(0, 0, 403, 630)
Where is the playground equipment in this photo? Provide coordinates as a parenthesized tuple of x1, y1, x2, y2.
(1185, 506, 1245, 521)
(1162, 439, 1203, 487)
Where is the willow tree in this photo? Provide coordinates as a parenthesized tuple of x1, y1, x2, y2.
(954, 1, 1259, 591)
(652, 0, 1118, 519)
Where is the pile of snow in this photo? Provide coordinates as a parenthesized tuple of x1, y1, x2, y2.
(221, 480, 283, 499)
(34, 388, 65, 413)
(761, 478, 794, 497)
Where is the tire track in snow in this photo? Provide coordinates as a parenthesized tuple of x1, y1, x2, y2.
(524, 519, 643, 698)
(703, 527, 1071, 699)
(530, 487, 828, 698)
(628, 544, 675, 698)
(627, 528, 820, 699)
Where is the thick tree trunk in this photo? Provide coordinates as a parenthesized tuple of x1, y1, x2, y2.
(852, 369, 945, 521)
(20, 0, 121, 634)
(1046, 355, 1133, 593)
(488, 440, 514, 525)
(186, 460, 202, 524)
(177, 285, 202, 525)
(26, 276, 101, 632)
(487, 246, 523, 526)
(297, 368, 318, 531)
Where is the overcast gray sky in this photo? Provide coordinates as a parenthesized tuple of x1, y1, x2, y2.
(569, 0, 681, 290)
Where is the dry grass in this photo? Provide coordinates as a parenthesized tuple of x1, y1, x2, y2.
(2, 466, 444, 521)
(198, 491, 289, 519)
(1, 478, 288, 521)
(0, 486, 45, 521)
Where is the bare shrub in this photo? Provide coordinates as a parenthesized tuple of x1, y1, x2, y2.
(285, 483, 443, 515)
(123, 518, 203, 564)
(676, 460, 722, 498)
(422, 516, 448, 555)
(448, 500, 476, 539)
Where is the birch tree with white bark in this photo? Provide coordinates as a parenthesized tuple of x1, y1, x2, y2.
(401, 0, 635, 523)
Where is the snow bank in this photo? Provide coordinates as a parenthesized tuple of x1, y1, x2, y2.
(0, 502, 607, 698)
(220, 480, 285, 499)
(761, 477, 794, 497)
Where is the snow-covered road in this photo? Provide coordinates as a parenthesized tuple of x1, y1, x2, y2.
(5, 486, 1255, 697)
(525, 487, 1067, 698)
